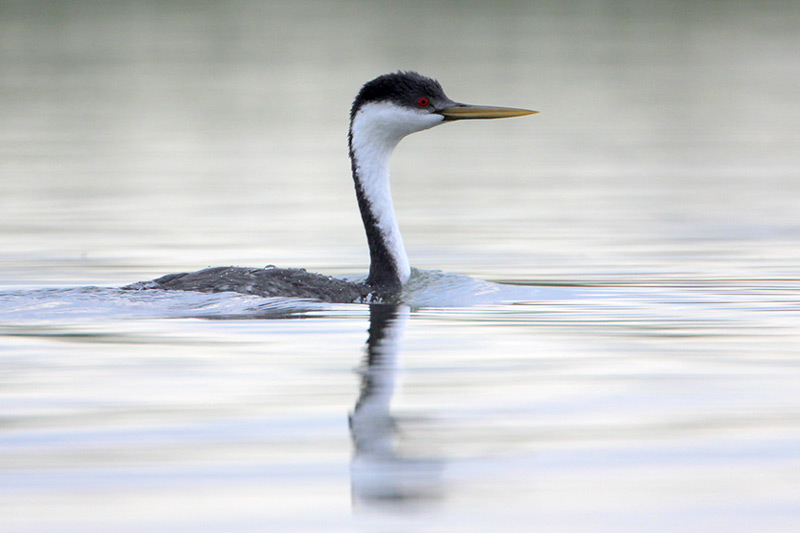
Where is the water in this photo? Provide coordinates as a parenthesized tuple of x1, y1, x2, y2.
(2, 1, 800, 531)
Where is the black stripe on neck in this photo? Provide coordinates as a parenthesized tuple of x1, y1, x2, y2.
(349, 132, 403, 294)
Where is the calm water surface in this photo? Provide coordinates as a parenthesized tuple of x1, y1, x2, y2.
(2, 1, 800, 532)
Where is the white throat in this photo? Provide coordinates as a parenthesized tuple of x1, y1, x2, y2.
(349, 102, 444, 286)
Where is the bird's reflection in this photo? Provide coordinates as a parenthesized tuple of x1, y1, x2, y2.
(349, 304, 443, 507)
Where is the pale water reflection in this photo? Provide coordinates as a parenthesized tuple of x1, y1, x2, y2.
(350, 305, 443, 506)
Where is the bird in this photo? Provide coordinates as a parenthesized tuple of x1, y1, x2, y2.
(123, 72, 536, 303)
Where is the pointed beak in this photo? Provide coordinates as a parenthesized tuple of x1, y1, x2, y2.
(437, 103, 538, 121)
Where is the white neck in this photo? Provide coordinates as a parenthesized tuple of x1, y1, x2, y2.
(349, 102, 444, 290)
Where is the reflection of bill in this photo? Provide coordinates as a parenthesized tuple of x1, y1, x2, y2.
(349, 304, 443, 507)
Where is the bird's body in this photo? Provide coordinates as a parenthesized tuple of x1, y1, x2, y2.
(124, 72, 535, 302)
(125, 266, 372, 303)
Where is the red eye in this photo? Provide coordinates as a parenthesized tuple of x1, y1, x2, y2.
(417, 96, 430, 107)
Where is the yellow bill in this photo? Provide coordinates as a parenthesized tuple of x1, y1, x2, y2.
(438, 104, 538, 120)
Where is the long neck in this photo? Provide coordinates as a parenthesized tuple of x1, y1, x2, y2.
(348, 109, 412, 293)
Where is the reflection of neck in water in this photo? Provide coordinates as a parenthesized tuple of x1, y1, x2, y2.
(349, 304, 442, 505)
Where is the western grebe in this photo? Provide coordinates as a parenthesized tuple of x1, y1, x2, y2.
(124, 72, 536, 302)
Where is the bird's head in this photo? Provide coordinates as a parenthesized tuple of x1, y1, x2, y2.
(349, 71, 536, 146)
